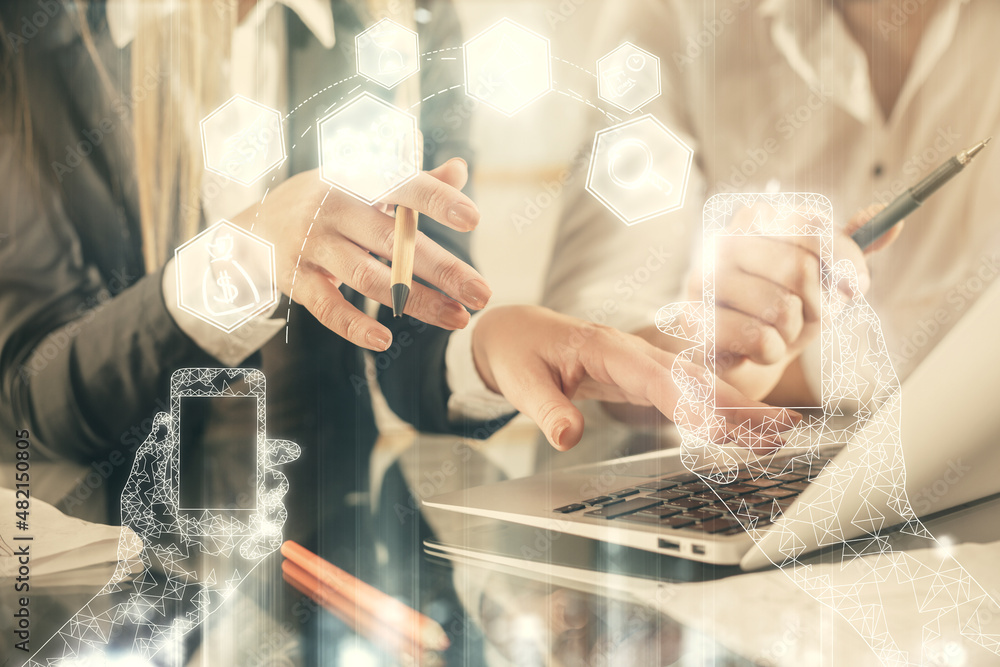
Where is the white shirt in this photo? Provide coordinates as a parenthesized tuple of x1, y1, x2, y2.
(544, 0, 1000, 387)
(109, 0, 512, 419)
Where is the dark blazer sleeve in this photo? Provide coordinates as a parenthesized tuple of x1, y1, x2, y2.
(0, 19, 216, 464)
(0, 145, 216, 463)
(374, 0, 515, 437)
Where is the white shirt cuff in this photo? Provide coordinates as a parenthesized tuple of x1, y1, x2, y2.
(445, 312, 516, 422)
(162, 256, 284, 367)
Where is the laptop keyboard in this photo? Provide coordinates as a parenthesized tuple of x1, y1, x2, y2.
(553, 454, 834, 535)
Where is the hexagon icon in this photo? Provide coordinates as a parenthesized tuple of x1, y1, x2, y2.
(317, 93, 420, 204)
(597, 42, 661, 113)
(356, 18, 420, 89)
(174, 221, 278, 333)
(464, 19, 551, 117)
(586, 115, 693, 226)
(200, 95, 285, 186)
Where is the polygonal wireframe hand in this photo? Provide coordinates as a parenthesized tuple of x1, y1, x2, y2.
(27, 368, 300, 666)
(659, 256, 1000, 665)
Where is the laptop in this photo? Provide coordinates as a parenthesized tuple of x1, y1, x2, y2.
(425, 196, 1000, 570)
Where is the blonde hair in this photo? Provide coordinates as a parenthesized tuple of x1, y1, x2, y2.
(0, 9, 35, 215)
(131, 2, 234, 270)
(124, 0, 415, 270)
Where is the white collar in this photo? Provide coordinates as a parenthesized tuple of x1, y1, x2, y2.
(758, 0, 970, 19)
(757, 0, 971, 124)
(107, 0, 336, 50)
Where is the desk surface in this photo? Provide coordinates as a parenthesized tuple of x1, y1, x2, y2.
(7, 413, 1000, 666)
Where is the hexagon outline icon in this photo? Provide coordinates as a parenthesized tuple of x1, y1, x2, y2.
(463, 18, 552, 117)
(316, 92, 421, 205)
(596, 42, 662, 114)
(585, 114, 693, 226)
(174, 220, 279, 334)
(355, 18, 420, 90)
(200, 94, 286, 187)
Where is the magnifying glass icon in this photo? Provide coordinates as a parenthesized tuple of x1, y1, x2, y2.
(607, 138, 674, 195)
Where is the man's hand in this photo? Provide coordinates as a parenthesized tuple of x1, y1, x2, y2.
(233, 158, 492, 351)
(471, 305, 798, 450)
(684, 203, 902, 402)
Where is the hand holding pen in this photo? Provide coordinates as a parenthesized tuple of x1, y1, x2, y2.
(852, 138, 991, 249)
(231, 158, 490, 351)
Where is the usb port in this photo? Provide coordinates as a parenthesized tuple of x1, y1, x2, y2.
(692, 544, 707, 555)
(658, 538, 681, 551)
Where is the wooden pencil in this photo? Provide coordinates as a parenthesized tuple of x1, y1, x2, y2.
(281, 540, 449, 651)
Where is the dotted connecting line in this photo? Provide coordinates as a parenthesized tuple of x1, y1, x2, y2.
(556, 88, 621, 123)
(423, 47, 463, 65)
(284, 75, 359, 121)
(283, 188, 332, 343)
(422, 46, 462, 56)
(554, 56, 595, 78)
(412, 83, 464, 110)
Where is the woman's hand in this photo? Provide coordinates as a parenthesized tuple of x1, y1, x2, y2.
(232, 158, 492, 351)
(687, 204, 901, 402)
(471, 305, 798, 450)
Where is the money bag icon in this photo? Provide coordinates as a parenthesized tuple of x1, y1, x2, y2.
(201, 233, 262, 317)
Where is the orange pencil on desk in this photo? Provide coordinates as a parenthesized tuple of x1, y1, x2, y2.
(282, 560, 419, 654)
(281, 540, 449, 652)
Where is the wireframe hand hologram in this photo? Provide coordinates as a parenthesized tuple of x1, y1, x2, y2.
(657, 193, 1000, 665)
(27, 368, 300, 667)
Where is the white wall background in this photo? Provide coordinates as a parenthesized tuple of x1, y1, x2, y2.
(453, 0, 605, 306)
